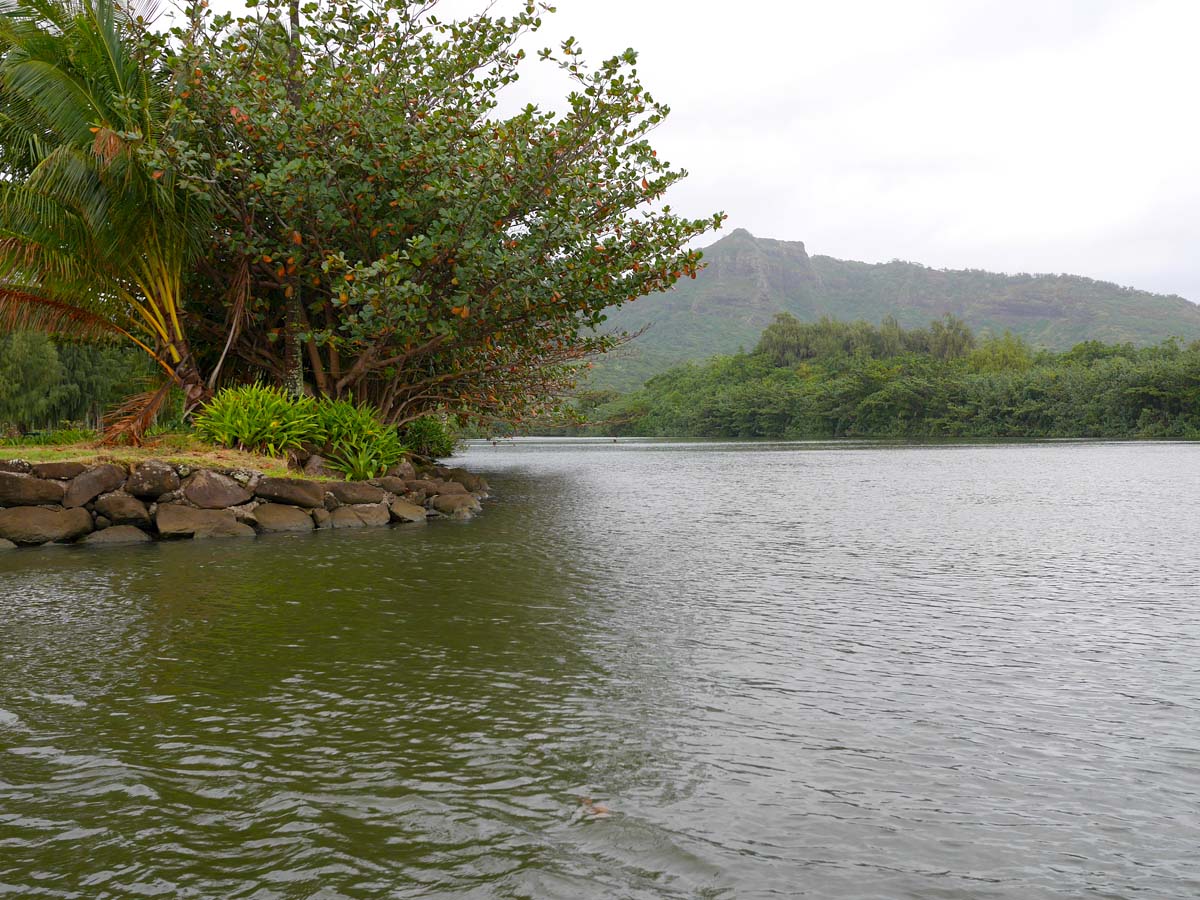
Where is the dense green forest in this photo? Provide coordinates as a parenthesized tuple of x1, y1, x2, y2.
(0, 332, 152, 434)
(588, 314, 1200, 439)
(594, 229, 1200, 391)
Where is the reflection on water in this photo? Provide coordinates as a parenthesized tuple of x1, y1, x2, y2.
(2, 439, 1199, 898)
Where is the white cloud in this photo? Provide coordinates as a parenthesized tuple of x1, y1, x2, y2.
(198, 0, 1200, 299)
(500, 0, 1200, 299)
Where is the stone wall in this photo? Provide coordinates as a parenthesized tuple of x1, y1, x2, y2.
(0, 458, 489, 550)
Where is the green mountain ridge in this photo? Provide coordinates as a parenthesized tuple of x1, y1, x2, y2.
(593, 228, 1200, 390)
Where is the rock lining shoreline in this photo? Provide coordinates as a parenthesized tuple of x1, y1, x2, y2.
(0, 457, 489, 550)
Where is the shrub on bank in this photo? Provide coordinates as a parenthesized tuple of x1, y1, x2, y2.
(193, 384, 320, 457)
(315, 399, 407, 481)
(400, 416, 459, 460)
(194, 386, 413, 479)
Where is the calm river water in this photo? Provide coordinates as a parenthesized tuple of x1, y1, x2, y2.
(2, 439, 1199, 899)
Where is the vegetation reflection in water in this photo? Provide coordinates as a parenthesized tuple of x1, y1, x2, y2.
(0, 494, 718, 898)
(3, 440, 1200, 898)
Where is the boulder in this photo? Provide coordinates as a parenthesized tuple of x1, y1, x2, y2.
(385, 459, 417, 480)
(126, 460, 181, 499)
(0, 459, 32, 474)
(94, 516, 111, 529)
(429, 493, 481, 516)
(329, 507, 365, 528)
(325, 481, 385, 505)
(94, 491, 151, 527)
(255, 477, 325, 508)
(357, 503, 391, 527)
(0, 506, 93, 544)
(254, 503, 315, 533)
(0, 471, 66, 506)
(374, 476, 408, 495)
(312, 507, 332, 529)
(0, 538, 17, 550)
(194, 521, 257, 540)
(155, 504, 254, 539)
(439, 467, 490, 494)
(388, 499, 428, 523)
(32, 461, 87, 480)
(433, 480, 468, 495)
(330, 503, 391, 528)
(64, 464, 126, 508)
(302, 455, 338, 478)
(406, 478, 445, 495)
(182, 469, 252, 509)
(228, 502, 261, 526)
(81, 525, 152, 545)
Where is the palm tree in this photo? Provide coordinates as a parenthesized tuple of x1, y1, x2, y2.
(0, 0, 211, 437)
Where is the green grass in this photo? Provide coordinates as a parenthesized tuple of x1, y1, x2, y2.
(0, 432, 311, 478)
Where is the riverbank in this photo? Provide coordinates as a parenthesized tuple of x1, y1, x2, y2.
(0, 455, 489, 549)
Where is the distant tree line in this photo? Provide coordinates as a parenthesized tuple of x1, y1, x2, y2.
(0, 332, 153, 434)
(589, 313, 1200, 439)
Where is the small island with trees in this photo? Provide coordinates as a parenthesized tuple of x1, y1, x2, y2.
(0, 0, 720, 546)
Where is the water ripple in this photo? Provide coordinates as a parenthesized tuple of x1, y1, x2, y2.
(1, 440, 1199, 898)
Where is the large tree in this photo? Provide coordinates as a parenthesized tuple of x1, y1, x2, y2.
(180, 0, 720, 425)
(0, 0, 212, 427)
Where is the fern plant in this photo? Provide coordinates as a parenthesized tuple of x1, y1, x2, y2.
(194, 384, 322, 457)
(195, 387, 409, 477)
(316, 399, 406, 480)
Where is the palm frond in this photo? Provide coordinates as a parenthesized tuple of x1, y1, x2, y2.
(0, 285, 123, 338)
(100, 376, 170, 445)
(0, 0, 212, 404)
(113, 0, 162, 27)
(24, 144, 110, 225)
(2, 56, 97, 144)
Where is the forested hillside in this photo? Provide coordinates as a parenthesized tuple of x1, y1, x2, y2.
(593, 315, 1200, 440)
(595, 229, 1200, 390)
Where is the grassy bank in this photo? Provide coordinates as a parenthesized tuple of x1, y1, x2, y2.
(0, 433, 300, 478)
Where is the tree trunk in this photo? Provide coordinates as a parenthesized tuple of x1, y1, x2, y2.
(176, 351, 212, 416)
(283, 296, 304, 396)
(281, 0, 305, 397)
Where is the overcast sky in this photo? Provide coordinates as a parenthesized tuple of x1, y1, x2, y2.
(204, 0, 1200, 301)
(475, 0, 1200, 301)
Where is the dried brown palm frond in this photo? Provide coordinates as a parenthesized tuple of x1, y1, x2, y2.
(91, 125, 126, 167)
(99, 379, 172, 446)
